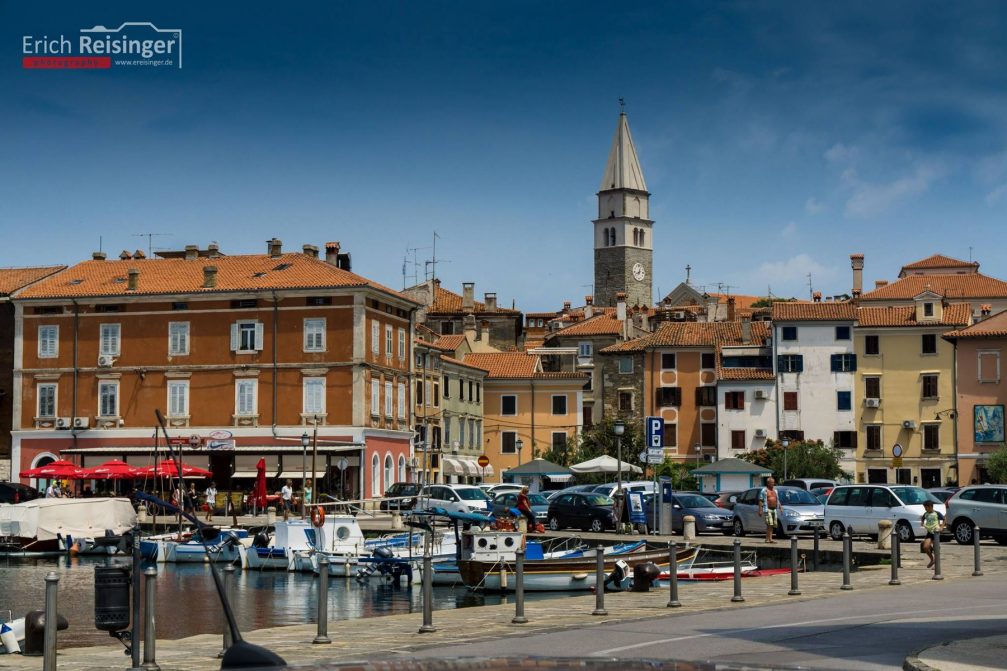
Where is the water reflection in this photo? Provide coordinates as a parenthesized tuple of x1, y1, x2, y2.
(0, 555, 574, 649)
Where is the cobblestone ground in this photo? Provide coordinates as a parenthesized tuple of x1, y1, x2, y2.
(0, 538, 996, 671)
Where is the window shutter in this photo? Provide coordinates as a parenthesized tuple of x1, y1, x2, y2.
(830, 355, 839, 372)
(852, 431, 858, 448)
(254, 322, 265, 350)
(849, 354, 857, 372)
(795, 355, 804, 373)
(230, 323, 239, 351)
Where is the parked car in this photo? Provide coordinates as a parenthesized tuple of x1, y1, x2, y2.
(592, 481, 656, 498)
(824, 485, 945, 542)
(0, 481, 40, 504)
(491, 491, 550, 522)
(710, 491, 741, 510)
(417, 484, 491, 514)
(479, 483, 523, 497)
(545, 484, 596, 501)
(782, 478, 838, 491)
(946, 485, 1007, 545)
(926, 487, 959, 504)
(732, 486, 825, 538)
(642, 492, 734, 533)
(810, 486, 834, 503)
(547, 492, 617, 532)
(380, 482, 422, 511)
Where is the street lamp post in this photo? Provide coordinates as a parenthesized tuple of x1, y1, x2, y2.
(781, 437, 790, 481)
(300, 432, 309, 519)
(516, 438, 524, 468)
(613, 420, 625, 494)
(695, 443, 702, 470)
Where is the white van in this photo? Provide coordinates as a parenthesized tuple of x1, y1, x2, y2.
(592, 481, 656, 498)
(824, 484, 945, 542)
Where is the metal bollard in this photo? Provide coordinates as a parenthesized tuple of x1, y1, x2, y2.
(888, 532, 901, 586)
(667, 541, 681, 608)
(592, 546, 608, 616)
(788, 536, 801, 595)
(841, 530, 853, 590)
(43, 572, 58, 671)
(512, 548, 527, 624)
(418, 553, 436, 633)
(142, 567, 160, 671)
(973, 526, 984, 577)
(731, 539, 744, 602)
(932, 529, 943, 580)
(314, 556, 331, 644)
(218, 564, 235, 658)
(812, 527, 820, 571)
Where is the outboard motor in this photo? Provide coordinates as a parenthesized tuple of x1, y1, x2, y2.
(632, 562, 661, 592)
(253, 532, 270, 548)
(373, 546, 394, 560)
(604, 559, 630, 592)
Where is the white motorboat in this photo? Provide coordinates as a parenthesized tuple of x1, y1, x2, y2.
(0, 497, 135, 555)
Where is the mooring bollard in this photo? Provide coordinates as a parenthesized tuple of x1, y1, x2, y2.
(667, 541, 681, 608)
(142, 567, 159, 671)
(841, 530, 853, 590)
(731, 539, 744, 602)
(219, 564, 235, 658)
(314, 556, 331, 644)
(592, 546, 608, 616)
(888, 532, 901, 586)
(788, 536, 801, 595)
(812, 527, 820, 571)
(418, 553, 436, 633)
(932, 529, 943, 580)
(512, 548, 528, 624)
(973, 525, 984, 577)
(43, 572, 58, 671)
(877, 520, 892, 550)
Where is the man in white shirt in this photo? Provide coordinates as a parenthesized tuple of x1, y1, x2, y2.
(45, 482, 60, 498)
(281, 479, 293, 521)
(204, 482, 217, 521)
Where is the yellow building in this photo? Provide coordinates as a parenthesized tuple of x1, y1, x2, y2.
(855, 296, 971, 487)
(464, 352, 586, 483)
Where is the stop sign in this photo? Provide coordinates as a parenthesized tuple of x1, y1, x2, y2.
(477, 455, 490, 468)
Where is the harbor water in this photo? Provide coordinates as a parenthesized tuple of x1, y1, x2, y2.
(1, 555, 576, 649)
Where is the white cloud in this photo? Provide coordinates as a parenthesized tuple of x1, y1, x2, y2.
(824, 143, 859, 165)
(804, 197, 825, 214)
(844, 163, 943, 217)
(781, 221, 798, 238)
(985, 182, 1007, 205)
(756, 253, 835, 286)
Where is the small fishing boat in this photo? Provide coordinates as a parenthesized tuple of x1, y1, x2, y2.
(237, 520, 314, 570)
(287, 514, 368, 575)
(163, 527, 250, 563)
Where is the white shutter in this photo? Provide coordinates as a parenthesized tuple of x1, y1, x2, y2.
(230, 323, 239, 351)
(397, 383, 405, 418)
(254, 322, 265, 350)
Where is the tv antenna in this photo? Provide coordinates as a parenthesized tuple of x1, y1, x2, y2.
(134, 233, 169, 257)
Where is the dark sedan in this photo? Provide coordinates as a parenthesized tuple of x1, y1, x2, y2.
(547, 492, 617, 532)
(643, 492, 735, 533)
(491, 492, 550, 522)
(380, 482, 422, 511)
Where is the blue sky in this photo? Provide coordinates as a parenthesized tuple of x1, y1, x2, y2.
(2, 2, 1007, 311)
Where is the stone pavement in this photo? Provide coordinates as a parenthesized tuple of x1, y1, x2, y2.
(1, 538, 1003, 671)
(905, 634, 1007, 671)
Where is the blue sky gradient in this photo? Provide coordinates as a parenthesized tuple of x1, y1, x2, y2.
(2, 2, 1006, 310)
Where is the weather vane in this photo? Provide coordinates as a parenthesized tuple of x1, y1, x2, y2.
(619, 97, 625, 113)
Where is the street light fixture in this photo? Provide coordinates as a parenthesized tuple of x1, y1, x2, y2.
(300, 432, 309, 519)
(694, 443, 702, 470)
(781, 437, 791, 481)
(516, 438, 524, 467)
(613, 420, 625, 495)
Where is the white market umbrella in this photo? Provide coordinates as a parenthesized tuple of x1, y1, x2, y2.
(569, 455, 643, 475)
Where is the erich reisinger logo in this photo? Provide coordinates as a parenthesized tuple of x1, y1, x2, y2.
(22, 22, 182, 69)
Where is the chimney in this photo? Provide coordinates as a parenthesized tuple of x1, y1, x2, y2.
(267, 238, 283, 257)
(563, 301, 572, 313)
(484, 292, 497, 312)
(133, 249, 146, 260)
(127, 268, 139, 291)
(616, 292, 627, 322)
(185, 245, 199, 261)
(203, 265, 218, 289)
(727, 297, 736, 322)
(875, 280, 889, 289)
(463, 314, 477, 341)
(92, 251, 107, 261)
(813, 291, 822, 303)
(324, 241, 340, 265)
(462, 283, 475, 312)
(584, 295, 594, 319)
(850, 253, 864, 296)
(741, 317, 752, 344)
(207, 243, 221, 258)
(479, 320, 488, 341)
(119, 250, 132, 260)
(705, 296, 717, 322)
(336, 251, 352, 271)
(302, 244, 319, 259)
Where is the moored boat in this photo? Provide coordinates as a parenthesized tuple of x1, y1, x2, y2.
(0, 497, 135, 555)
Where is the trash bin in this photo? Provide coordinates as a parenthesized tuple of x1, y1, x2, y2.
(94, 565, 130, 632)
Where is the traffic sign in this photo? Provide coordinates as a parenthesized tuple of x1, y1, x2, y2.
(188, 434, 202, 447)
(892, 443, 903, 458)
(477, 455, 490, 468)
(892, 456, 904, 468)
(645, 416, 664, 449)
(641, 449, 664, 465)
(336, 457, 349, 471)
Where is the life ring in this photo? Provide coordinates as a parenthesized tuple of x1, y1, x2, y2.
(311, 505, 325, 528)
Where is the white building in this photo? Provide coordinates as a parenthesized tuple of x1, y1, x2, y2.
(771, 301, 858, 475)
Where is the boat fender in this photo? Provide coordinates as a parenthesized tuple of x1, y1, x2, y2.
(310, 506, 325, 528)
(1, 622, 20, 654)
(571, 573, 589, 580)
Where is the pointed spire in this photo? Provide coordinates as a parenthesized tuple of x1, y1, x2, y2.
(599, 108, 647, 192)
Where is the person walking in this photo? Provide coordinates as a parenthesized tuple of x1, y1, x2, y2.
(204, 481, 217, 521)
(281, 479, 293, 521)
(759, 477, 779, 543)
(921, 500, 945, 568)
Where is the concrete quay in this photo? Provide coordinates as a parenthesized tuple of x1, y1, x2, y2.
(0, 537, 1002, 671)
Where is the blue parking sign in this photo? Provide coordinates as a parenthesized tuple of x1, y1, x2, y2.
(645, 416, 663, 449)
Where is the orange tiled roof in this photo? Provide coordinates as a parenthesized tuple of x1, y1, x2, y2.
(600, 321, 770, 353)
(415, 323, 440, 340)
(429, 284, 519, 315)
(706, 293, 765, 309)
(16, 254, 414, 302)
(0, 266, 66, 296)
(463, 352, 539, 378)
(859, 273, 1007, 301)
(944, 310, 1007, 339)
(534, 371, 590, 380)
(416, 338, 452, 352)
(900, 254, 978, 274)
(550, 313, 624, 337)
(718, 368, 775, 381)
(857, 303, 972, 328)
(771, 301, 855, 321)
(433, 334, 467, 351)
(440, 355, 489, 373)
(522, 337, 546, 350)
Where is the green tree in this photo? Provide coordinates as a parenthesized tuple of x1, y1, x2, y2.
(739, 439, 851, 481)
(572, 418, 645, 484)
(986, 444, 1007, 483)
(654, 460, 697, 491)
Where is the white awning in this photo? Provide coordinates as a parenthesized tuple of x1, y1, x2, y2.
(275, 471, 328, 480)
(547, 473, 574, 482)
(441, 457, 466, 476)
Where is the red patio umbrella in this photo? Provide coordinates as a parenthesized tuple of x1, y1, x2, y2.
(81, 460, 140, 480)
(141, 461, 213, 478)
(252, 458, 268, 510)
(20, 459, 84, 479)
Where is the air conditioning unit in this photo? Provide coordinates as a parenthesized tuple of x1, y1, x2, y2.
(97, 355, 115, 368)
(55, 417, 71, 429)
(672, 311, 685, 319)
(902, 420, 916, 430)
(865, 398, 881, 408)
(73, 417, 89, 429)
(754, 428, 767, 438)
(754, 390, 768, 400)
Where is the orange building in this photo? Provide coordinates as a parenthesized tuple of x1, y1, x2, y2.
(12, 241, 418, 500)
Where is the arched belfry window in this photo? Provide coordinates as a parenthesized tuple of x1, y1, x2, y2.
(639, 229, 645, 247)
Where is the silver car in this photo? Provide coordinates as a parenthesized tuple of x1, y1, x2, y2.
(946, 485, 1007, 545)
(732, 486, 825, 537)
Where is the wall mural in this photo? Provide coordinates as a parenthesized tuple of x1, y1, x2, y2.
(974, 404, 1005, 443)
